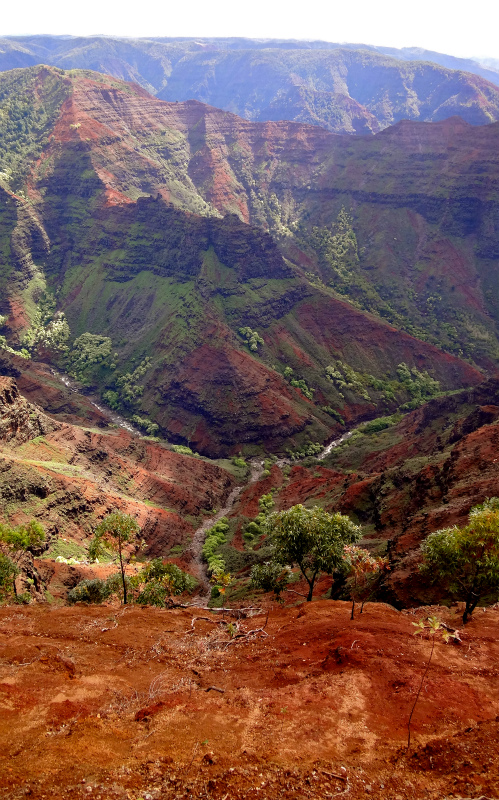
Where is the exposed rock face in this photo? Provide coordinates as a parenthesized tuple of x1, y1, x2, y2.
(0, 376, 236, 556)
(230, 378, 499, 606)
(0, 67, 494, 454)
(2, 37, 499, 133)
(0, 377, 57, 443)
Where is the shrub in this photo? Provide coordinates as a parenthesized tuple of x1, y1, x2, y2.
(263, 505, 362, 601)
(68, 578, 113, 604)
(202, 518, 230, 575)
(420, 499, 499, 623)
(238, 327, 264, 351)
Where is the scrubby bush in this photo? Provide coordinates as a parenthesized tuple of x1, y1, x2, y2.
(420, 499, 499, 623)
(238, 327, 264, 351)
(135, 559, 196, 606)
(68, 577, 114, 604)
(250, 561, 290, 600)
(202, 518, 230, 574)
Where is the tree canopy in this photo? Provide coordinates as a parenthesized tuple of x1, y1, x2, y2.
(258, 504, 362, 601)
(420, 498, 499, 623)
(89, 512, 140, 604)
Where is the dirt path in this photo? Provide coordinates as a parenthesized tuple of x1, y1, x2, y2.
(190, 459, 265, 601)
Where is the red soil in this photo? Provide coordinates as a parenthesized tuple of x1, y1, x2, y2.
(1, 601, 498, 800)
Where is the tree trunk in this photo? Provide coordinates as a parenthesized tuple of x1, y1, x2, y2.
(119, 549, 127, 605)
(463, 590, 479, 624)
(351, 599, 355, 620)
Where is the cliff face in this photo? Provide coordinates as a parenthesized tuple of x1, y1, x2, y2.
(0, 375, 236, 566)
(0, 67, 494, 454)
(2, 37, 499, 133)
(0, 376, 57, 443)
(229, 378, 499, 606)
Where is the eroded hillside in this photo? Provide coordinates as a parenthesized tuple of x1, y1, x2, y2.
(1, 66, 495, 455)
(1, 602, 498, 800)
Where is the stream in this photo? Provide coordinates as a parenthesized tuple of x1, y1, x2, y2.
(52, 367, 353, 597)
(52, 369, 143, 436)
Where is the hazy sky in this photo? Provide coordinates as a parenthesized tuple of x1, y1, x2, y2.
(1, 0, 497, 60)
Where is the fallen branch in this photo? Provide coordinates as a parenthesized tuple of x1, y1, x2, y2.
(205, 686, 225, 693)
(322, 770, 347, 782)
(283, 588, 309, 598)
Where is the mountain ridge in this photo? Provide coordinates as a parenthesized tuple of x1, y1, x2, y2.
(1, 36, 499, 134)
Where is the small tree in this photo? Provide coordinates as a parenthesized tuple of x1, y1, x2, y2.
(0, 520, 45, 598)
(263, 504, 362, 601)
(134, 559, 196, 607)
(407, 616, 461, 749)
(343, 545, 390, 619)
(89, 512, 140, 604)
(420, 499, 499, 624)
(250, 561, 291, 601)
(0, 553, 19, 601)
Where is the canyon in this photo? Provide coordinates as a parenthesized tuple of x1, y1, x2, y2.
(0, 50, 499, 798)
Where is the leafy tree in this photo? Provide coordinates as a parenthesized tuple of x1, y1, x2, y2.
(134, 558, 196, 607)
(250, 561, 290, 600)
(238, 327, 264, 352)
(0, 553, 19, 601)
(343, 545, 390, 619)
(68, 332, 112, 380)
(0, 520, 45, 598)
(420, 500, 499, 623)
(262, 504, 362, 601)
(89, 512, 140, 604)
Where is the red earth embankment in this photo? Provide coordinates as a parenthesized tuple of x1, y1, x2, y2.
(1, 601, 498, 799)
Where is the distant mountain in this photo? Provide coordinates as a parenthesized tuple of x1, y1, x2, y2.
(1, 36, 499, 134)
(1, 66, 495, 456)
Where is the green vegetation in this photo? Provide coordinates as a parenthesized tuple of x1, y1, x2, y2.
(113, 358, 151, 407)
(325, 361, 370, 401)
(88, 512, 140, 605)
(238, 326, 264, 352)
(0, 519, 45, 600)
(68, 577, 115, 604)
(21, 291, 70, 358)
(244, 492, 276, 546)
(321, 406, 345, 424)
(0, 553, 19, 601)
(202, 518, 230, 575)
(41, 538, 88, 562)
(131, 415, 159, 436)
(255, 504, 362, 601)
(309, 208, 360, 281)
(343, 545, 390, 619)
(68, 333, 113, 381)
(250, 561, 291, 601)
(134, 559, 196, 606)
(396, 363, 440, 409)
(282, 367, 315, 400)
(171, 444, 200, 457)
(286, 442, 323, 461)
(0, 67, 70, 188)
(420, 498, 499, 624)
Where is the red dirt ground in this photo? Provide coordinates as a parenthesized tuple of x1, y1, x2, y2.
(1, 601, 498, 800)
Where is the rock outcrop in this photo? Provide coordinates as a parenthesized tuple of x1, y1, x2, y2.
(0, 376, 58, 443)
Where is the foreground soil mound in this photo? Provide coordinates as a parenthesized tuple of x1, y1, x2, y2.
(1, 601, 498, 799)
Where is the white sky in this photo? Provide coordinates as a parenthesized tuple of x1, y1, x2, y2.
(1, 0, 497, 61)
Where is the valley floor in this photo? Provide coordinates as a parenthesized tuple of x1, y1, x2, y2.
(1, 601, 498, 800)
